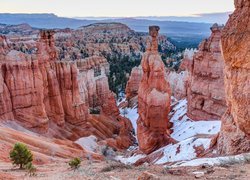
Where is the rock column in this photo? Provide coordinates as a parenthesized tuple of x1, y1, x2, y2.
(137, 26, 174, 154)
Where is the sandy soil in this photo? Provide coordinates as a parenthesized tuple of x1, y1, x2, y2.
(1, 159, 250, 180)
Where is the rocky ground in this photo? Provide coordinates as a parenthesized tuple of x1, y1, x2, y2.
(1, 159, 250, 180)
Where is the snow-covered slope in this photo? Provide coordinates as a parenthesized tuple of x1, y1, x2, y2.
(118, 97, 139, 135)
(117, 98, 221, 165)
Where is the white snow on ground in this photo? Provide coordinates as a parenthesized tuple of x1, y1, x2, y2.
(116, 98, 222, 165)
(173, 153, 250, 167)
(123, 107, 139, 134)
(118, 98, 139, 135)
(170, 99, 221, 141)
(154, 138, 211, 164)
(75, 135, 98, 152)
(115, 154, 146, 165)
(150, 98, 221, 165)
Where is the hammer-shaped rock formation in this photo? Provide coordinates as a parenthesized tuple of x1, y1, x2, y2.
(218, 0, 250, 154)
(187, 24, 227, 120)
(137, 26, 174, 154)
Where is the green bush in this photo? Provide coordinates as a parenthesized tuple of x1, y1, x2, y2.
(25, 162, 36, 176)
(9, 143, 33, 169)
(69, 157, 81, 170)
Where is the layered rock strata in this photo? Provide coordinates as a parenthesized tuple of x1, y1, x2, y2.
(0, 31, 134, 150)
(187, 24, 227, 120)
(218, 0, 250, 154)
(137, 26, 174, 154)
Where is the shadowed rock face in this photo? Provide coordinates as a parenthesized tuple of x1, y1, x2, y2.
(125, 65, 143, 100)
(218, 0, 250, 154)
(0, 30, 134, 150)
(187, 24, 227, 121)
(137, 26, 174, 154)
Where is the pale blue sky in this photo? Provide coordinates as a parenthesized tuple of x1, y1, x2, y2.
(0, 0, 234, 17)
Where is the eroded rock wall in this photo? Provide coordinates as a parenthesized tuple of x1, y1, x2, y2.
(218, 0, 250, 154)
(0, 31, 134, 149)
(187, 24, 227, 120)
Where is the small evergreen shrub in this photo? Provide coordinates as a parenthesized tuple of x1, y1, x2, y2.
(25, 162, 36, 176)
(69, 157, 81, 170)
(9, 143, 33, 169)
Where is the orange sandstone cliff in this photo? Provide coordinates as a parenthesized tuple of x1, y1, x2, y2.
(137, 26, 174, 154)
(218, 0, 250, 154)
(187, 24, 227, 120)
(0, 30, 134, 152)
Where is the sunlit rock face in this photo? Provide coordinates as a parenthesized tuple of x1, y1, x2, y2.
(0, 31, 88, 133)
(218, 0, 250, 154)
(137, 26, 174, 154)
(0, 30, 134, 149)
(187, 24, 227, 121)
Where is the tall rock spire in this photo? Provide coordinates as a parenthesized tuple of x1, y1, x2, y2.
(137, 26, 174, 154)
(37, 30, 58, 62)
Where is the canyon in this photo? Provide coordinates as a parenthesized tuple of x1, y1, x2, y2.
(120, 0, 249, 165)
(0, 28, 135, 162)
(0, 0, 250, 178)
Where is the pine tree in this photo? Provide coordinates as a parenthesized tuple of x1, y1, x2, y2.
(9, 143, 33, 169)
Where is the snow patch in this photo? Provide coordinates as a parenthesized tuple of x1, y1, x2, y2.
(75, 135, 98, 152)
(116, 98, 221, 165)
(170, 99, 221, 141)
(173, 153, 250, 167)
(123, 107, 139, 135)
(116, 154, 146, 165)
(154, 138, 211, 164)
(118, 98, 139, 135)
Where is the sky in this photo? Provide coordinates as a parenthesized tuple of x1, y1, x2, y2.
(0, 0, 234, 17)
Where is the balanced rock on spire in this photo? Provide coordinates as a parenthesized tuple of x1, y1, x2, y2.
(137, 26, 175, 154)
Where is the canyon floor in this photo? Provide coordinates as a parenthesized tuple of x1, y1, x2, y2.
(1, 159, 250, 180)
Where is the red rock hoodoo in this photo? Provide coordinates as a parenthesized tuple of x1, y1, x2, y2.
(187, 24, 227, 120)
(0, 30, 134, 150)
(218, 0, 250, 154)
(137, 26, 174, 154)
(125, 49, 196, 102)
